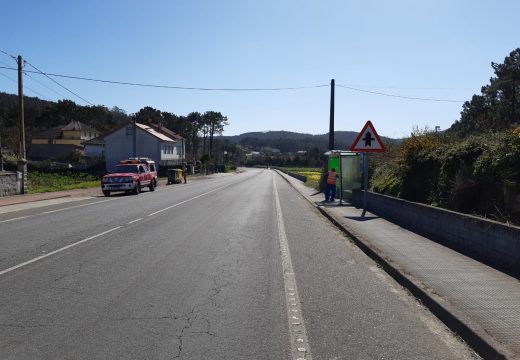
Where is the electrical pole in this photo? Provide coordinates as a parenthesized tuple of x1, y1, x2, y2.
(133, 118, 137, 158)
(329, 79, 335, 150)
(18, 55, 25, 159)
(0, 133, 4, 172)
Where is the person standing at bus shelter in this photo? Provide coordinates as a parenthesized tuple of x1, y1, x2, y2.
(324, 168, 338, 202)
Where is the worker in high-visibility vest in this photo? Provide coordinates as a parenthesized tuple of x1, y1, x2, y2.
(324, 168, 338, 202)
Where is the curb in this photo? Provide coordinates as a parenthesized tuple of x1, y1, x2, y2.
(275, 170, 508, 360)
(0, 194, 72, 208)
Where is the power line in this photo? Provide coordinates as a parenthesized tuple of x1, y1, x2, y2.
(24, 72, 67, 99)
(0, 65, 328, 92)
(340, 84, 474, 91)
(0, 49, 16, 61)
(336, 84, 465, 103)
(0, 69, 53, 101)
(23, 60, 94, 106)
(0, 59, 58, 100)
(0, 51, 466, 102)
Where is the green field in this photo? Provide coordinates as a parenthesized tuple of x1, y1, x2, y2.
(28, 172, 100, 193)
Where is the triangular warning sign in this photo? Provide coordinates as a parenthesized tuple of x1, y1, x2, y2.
(350, 120, 385, 152)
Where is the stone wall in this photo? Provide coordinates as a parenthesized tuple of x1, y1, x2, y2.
(352, 190, 520, 278)
(0, 172, 19, 197)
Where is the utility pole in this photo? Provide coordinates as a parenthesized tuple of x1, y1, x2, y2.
(329, 79, 335, 150)
(17, 55, 25, 159)
(133, 118, 137, 158)
(0, 133, 4, 172)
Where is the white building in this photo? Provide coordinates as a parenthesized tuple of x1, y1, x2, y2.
(104, 122, 185, 172)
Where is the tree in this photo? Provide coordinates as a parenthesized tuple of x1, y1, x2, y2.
(186, 112, 203, 162)
(450, 48, 520, 136)
(133, 106, 163, 124)
(202, 111, 229, 157)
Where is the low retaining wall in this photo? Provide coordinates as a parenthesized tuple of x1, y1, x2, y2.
(352, 190, 520, 278)
(271, 167, 307, 182)
(0, 172, 20, 197)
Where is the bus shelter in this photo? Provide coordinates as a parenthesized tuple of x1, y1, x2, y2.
(324, 150, 362, 202)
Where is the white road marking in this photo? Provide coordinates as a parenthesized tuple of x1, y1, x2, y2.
(0, 216, 29, 224)
(147, 184, 230, 217)
(39, 198, 119, 215)
(0, 197, 121, 223)
(273, 176, 312, 360)
(0, 226, 121, 277)
(127, 218, 142, 224)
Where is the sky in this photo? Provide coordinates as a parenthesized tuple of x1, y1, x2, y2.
(1, 0, 519, 139)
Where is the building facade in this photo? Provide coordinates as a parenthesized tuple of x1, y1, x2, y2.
(104, 122, 185, 172)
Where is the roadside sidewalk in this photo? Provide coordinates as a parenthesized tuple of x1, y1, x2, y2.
(0, 187, 102, 207)
(277, 171, 520, 360)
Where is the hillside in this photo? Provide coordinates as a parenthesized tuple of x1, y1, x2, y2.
(218, 130, 394, 153)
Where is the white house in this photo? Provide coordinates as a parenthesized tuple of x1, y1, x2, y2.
(104, 122, 185, 172)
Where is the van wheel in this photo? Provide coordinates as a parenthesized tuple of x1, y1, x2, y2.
(103, 190, 110, 197)
(149, 181, 155, 191)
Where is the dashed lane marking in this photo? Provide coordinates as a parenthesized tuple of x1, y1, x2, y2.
(127, 218, 142, 225)
(0, 198, 121, 223)
(273, 175, 313, 360)
(0, 226, 122, 277)
(0, 216, 29, 223)
(147, 184, 231, 217)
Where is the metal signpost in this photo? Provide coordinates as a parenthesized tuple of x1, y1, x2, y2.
(350, 120, 385, 216)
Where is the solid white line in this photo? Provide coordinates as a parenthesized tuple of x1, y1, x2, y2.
(147, 184, 230, 217)
(127, 218, 142, 224)
(0, 226, 122, 277)
(273, 176, 313, 360)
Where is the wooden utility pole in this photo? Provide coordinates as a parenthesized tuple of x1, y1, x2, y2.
(329, 79, 335, 150)
(133, 118, 137, 158)
(17, 55, 25, 159)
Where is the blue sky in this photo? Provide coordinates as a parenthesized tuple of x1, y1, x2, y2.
(1, 0, 519, 138)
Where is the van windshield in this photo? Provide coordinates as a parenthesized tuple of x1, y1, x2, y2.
(115, 164, 139, 173)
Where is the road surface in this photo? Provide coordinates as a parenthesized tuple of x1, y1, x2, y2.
(0, 169, 477, 359)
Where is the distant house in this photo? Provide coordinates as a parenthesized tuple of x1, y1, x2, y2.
(29, 120, 101, 160)
(245, 151, 261, 159)
(104, 122, 185, 172)
(83, 137, 105, 157)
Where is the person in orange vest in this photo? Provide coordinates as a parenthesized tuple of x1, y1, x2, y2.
(324, 168, 338, 202)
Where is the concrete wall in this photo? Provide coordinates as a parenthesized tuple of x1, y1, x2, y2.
(352, 190, 520, 278)
(28, 144, 79, 160)
(0, 172, 19, 196)
(272, 167, 307, 182)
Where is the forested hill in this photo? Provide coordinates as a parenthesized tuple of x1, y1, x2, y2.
(0, 90, 395, 155)
(218, 131, 395, 153)
(0, 92, 130, 150)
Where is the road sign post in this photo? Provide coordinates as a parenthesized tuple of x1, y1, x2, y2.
(350, 120, 385, 216)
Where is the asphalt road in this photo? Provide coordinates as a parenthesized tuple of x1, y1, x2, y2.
(0, 169, 477, 359)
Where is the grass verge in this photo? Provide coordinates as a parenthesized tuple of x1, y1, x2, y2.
(28, 172, 100, 193)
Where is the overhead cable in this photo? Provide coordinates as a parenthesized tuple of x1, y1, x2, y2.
(23, 61, 94, 105)
(0, 69, 53, 101)
(0, 65, 328, 91)
(24, 72, 67, 99)
(336, 84, 464, 103)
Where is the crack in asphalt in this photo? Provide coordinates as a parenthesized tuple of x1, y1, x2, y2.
(171, 261, 237, 359)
